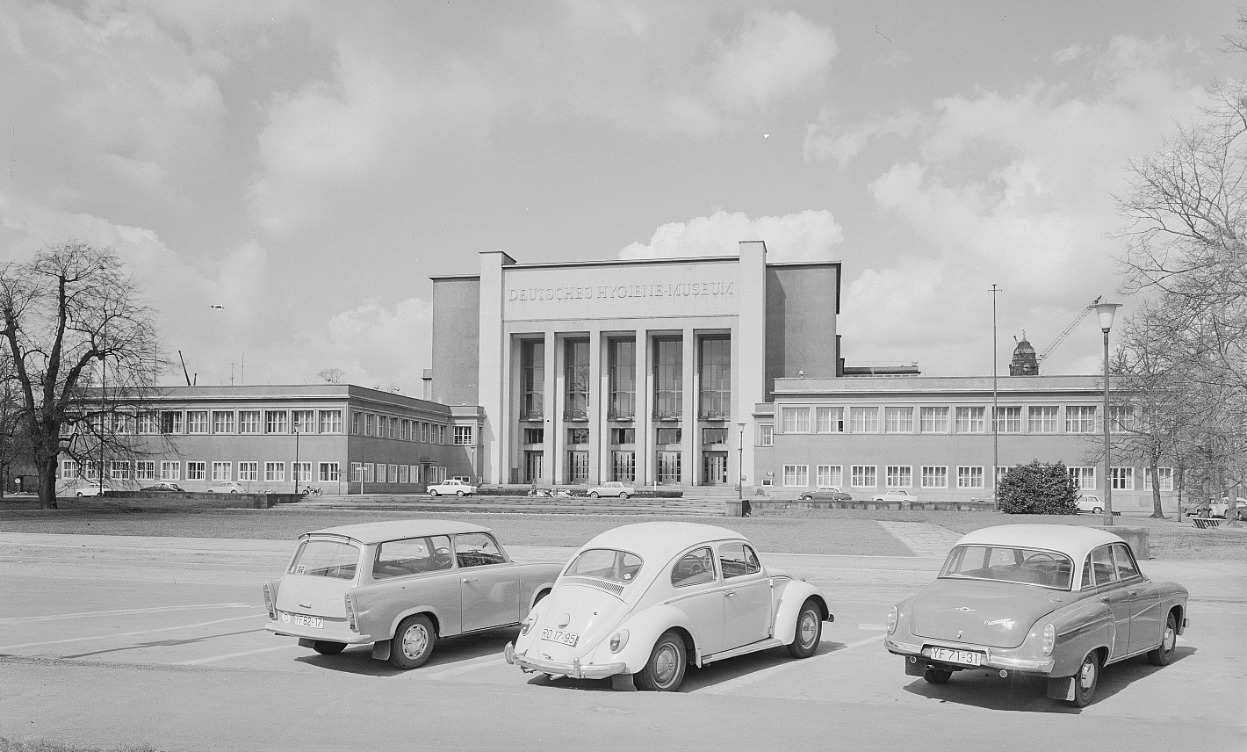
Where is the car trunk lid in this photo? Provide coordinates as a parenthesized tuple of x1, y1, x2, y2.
(911, 579, 1059, 648)
(528, 581, 628, 662)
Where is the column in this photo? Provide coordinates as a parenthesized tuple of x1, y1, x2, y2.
(681, 327, 696, 486)
(736, 241, 767, 493)
(634, 328, 649, 487)
(477, 251, 515, 484)
(543, 330, 556, 485)
(588, 328, 602, 484)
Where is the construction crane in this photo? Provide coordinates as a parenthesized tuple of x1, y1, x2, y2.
(1037, 297, 1100, 363)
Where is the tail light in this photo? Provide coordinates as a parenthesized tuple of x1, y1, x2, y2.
(610, 630, 630, 653)
(520, 615, 536, 636)
(344, 593, 358, 632)
(262, 583, 277, 620)
(886, 605, 898, 634)
(1042, 624, 1055, 655)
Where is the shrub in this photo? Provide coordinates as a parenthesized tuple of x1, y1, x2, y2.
(998, 460, 1079, 515)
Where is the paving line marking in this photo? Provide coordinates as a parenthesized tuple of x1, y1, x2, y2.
(694, 633, 884, 696)
(0, 603, 254, 626)
(419, 652, 508, 680)
(0, 614, 264, 651)
(177, 644, 301, 665)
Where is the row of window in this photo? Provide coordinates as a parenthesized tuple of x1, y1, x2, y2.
(523, 427, 731, 447)
(69, 409, 347, 436)
(780, 464, 1175, 491)
(61, 459, 453, 486)
(771, 404, 1135, 437)
(350, 411, 453, 444)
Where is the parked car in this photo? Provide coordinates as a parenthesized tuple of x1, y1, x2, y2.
(585, 481, 636, 499)
(263, 520, 563, 669)
(427, 478, 477, 496)
(1207, 498, 1245, 520)
(505, 522, 833, 692)
(873, 489, 917, 503)
(885, 524, 1188, 707)
(141, 482, 184, 492)
(799, 486, 852, 502)
(207, 481, 244, 493)
(1076, 495, 1103, 514)
(74, 483, 112, 497)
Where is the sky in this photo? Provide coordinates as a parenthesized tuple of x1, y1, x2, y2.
(1, 0, 1242, 391)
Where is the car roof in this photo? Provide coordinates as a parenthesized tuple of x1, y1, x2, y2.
(954, 524, 1125, 559)
(579, 522, 745, 560)
(304, 519, 491, 544)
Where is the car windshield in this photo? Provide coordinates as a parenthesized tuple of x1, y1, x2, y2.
(289, 538, 360, 580)
(565, 548, 643, 584)
(939, 544, 1073, 590)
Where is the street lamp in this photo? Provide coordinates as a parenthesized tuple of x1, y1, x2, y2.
(738, 421, 749, 517)
(1093, 300, 1123, 527)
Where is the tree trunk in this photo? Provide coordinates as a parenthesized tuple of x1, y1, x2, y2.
(35, 454, 58, 510)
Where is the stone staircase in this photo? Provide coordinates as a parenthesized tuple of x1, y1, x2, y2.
(287, 490, 729, 517)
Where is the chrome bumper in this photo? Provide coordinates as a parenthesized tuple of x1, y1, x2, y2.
(886, 637, 1054, 674)
(504, 642, 626, 679)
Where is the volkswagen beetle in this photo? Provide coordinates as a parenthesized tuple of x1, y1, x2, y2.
(885, 524, 1188, 707)
(504, 522, 833, 691)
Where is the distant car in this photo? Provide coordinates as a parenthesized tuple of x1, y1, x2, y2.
(873, 489, 917, 503)
(505, 522, 833, 692)
(141, 482, 184, 492)
(263, 520, 563, 670)
(799, 486, 852, 502)
(1076, 495, 1103, 514)
(207, 481, 244, 494)
(1207, 498, 1245, 520)
(74, 484, 112, 497)
(885, 524, 1188, 707)
(427, 478, 476, 496)
(585, 481, 636, 499)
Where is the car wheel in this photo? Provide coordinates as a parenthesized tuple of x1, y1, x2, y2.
(229, 489, 237, 494)
(311, 640, 346, 655)
(1070, 651, 1100, 707)
(635, 630, 687, 692)
(390, 614, 436, 670)
(430, 489, 440, 497)
(590, 491, 600, 498)
(456, 490, 464, 497)
(923, 666, 952, 684)
(787, 599, 822, 658)
(1148, 612, 1178, 666)
(1091, 507, 1103, 515)
(75, 491, 84, 497)
(619, 492, 629, 499)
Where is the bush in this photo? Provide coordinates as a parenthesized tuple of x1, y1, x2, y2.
(998, 460, 1079, 515)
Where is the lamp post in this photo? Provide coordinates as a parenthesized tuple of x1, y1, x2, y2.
(738, 421, 749, 517)
(990, 284, 1001, 510)
(1093, 300, 1122, 527)
(293, 427, 300, 495)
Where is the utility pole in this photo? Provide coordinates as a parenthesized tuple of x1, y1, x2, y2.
(990, 284, 1001, 510)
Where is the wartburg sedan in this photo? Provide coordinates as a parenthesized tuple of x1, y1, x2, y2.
(505, 522, 833, 692)
(885, 525, 1189, 707)
(263, 520, 563, 669)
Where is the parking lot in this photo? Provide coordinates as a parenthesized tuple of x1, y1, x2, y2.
(1, 529, 1244, 751)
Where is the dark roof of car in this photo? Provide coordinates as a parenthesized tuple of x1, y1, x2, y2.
(303, 519, 491, 544)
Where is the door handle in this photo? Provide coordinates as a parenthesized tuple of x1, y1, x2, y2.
(1100, 597, 1110, 603)
(725, 591, 736, 598)
(1127, 590, 1138, 596)
(463, 577, 477, 583)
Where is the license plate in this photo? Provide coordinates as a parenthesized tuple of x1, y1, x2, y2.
(927, 646, 981, 666)
(540, 628, 578, 646)
(291, 613, 324, 629)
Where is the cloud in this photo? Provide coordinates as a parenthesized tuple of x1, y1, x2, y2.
(618, 209, 844, 261)
(708, 10, 836, 110)
(803, 106, 923, 166)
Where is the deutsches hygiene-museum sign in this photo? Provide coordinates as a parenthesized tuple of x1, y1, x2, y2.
(503, 264, 740, 321)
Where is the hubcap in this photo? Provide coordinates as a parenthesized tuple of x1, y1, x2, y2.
(402, 625, 429, 659)
(1079, 659, 1096, 690)
(800, 613, 817, 646)
(1164, 626, 1175, 651)
(654, 644, 678, 685)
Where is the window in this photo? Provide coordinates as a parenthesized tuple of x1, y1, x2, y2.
(1110, 467, 1134, 491)
(398, 464, 409, 483)
(783, 465, 809, 487)
(568, 427, 590, 444)
(670, 547, 715, 587)
(657, 451, 681, 484)
(698, 336, 731, 420)
(351, 462, 363, 483)
(994, 406, 1022, 433)
(186, 411, 209, 434)
(185, 461, 206, 481)
(319, 410, 342, 434)
(238, 462, 258, 482)
(373, 536, 451, 579)
(401, 419, 412, 441)
(758, 424, 773, 446)
(655, 428, 681, 445)
(160, 411, 183, 434)
(1068, 466, 1096, 491)
(849, 407, 879, 433)
(607, 338, 636, 420)
(884, 407, 913, 433)
(211, 462, 231, 482)
(1143, 467, 1174, 491)
(1110, 405, 1135, 434)
(702, 428, 727, 445)
(922, 466, 949, 488)
(565, 338, 590, 420)
(718, 542, 761, 579)
(134, 461, 154, 481)
(410, 465, 421, 484)
(1028, 405, 1059, 433)
(919, 407, 949, 433)
(211, 411, 235, 434)
(567, 451, 589, 483)
(420, 422, 429, 442)
(454, 426, 474, 445)
(319, 462, 339, 482)
(137, 413, 159, 434)
(653, 338, 682, 420)
(886, 465, 912, 488)
(957, 466, 985, 489)
(523, 428, 545, 445)
(265, 462, 285, 482)
(239, 410, 261, 434)
(851, 465, 877, 488)
(293, 410, 315, 434)
(61, 460, 79, 479)
(160, 461, 180, 481)
(295, 462, 313, 483)
(376, 463, 388, 483)
(611, 428, 635, 444)
(1065, 406, 1097, 434)
(109, 460, 130, 480)
(816, 465, 843, 488)
(265, 410, 288, 434)
(82, 461, 98, 480)
(815, 407, 843, 433)
(351, 411, 363, 435)
(1111, 543, 1141, 582)
(781, 407, 810, 433)
(521, 339, 545, 420)
(955, 407, 985, 433)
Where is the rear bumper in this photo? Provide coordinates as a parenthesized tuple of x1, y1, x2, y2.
(504, 642, 626, 679)
(886, 636, 1055, 674)
(265, 621, 373, 645)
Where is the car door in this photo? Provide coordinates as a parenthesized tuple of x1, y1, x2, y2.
(1088, 544, 1131, 660)
(717, 542, 772, 649)
(667, 546, 726, 655)
(455, 533, 520, 632)
(1112, 543, 1162, 655)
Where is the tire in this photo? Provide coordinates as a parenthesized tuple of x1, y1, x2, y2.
(75, 491, 84, 497)
(787, 599, 822, 658)
(590, 491, 600, 498)
(1147, 612, 1178, 666)
(1070, 651, 1100, 707)
(619, 492, 629, 499)
(206, 490, 215, 494)
(311, 640, 346, 655)
(923, 666, 952, 684)
(1092, 507, 1103, 515)
(429, 489, 440, 497)
(456, 490, 464, 497)
(635, 630, 687, 692)
(390, 614, 436, 670)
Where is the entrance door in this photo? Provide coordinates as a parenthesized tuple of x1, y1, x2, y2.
(523, 451, 543, 483)
(702, 452, 728, 485)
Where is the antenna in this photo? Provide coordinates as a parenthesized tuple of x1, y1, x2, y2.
(177, 351, 192, 386)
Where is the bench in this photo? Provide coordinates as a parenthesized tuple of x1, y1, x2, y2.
(1193, 517, 1220, 529)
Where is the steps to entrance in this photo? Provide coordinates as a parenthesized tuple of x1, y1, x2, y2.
(288, 493, 726, 517)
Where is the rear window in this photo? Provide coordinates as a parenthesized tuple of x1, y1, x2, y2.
(566, 548, 643, 584)
(289, 538, 360, 580)
(940, 544, 1073, 590)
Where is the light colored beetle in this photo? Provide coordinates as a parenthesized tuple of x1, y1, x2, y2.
(505, 521, 833, 691)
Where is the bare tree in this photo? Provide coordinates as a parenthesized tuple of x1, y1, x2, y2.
(317, 367, 345, 384)
(0, 241, 166, 509)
